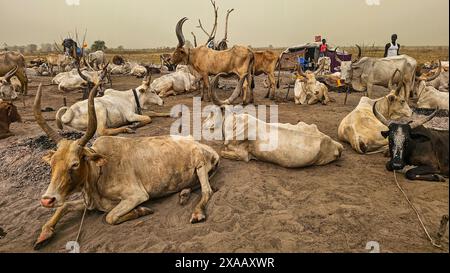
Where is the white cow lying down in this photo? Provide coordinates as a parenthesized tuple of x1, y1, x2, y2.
(56, 74, 163, 136)
(204, 112, 343, 167)
(52, 69, 104, 92)
(151, 65, 200, 97)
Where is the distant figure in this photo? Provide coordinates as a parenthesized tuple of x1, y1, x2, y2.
(319, 39, 328, 57)
(384, 34, 400, 57)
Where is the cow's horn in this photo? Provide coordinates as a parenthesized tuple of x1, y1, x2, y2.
(78, 81, 101, 147)
(424, 60, 442, 82)
(372, 101, 391, 127)
(176, 17, 188, 48)
(352, 44, 361, 64)
(77, 65, 92, 84)
(210, 73, 246, 106)
(297, 65, 307, 78)
(4, 66, 18, 81)
(410, 109, 438, 129)
(33, 84, 63, 143)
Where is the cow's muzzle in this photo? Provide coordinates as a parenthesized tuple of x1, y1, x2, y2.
(40, 197, 56, 208)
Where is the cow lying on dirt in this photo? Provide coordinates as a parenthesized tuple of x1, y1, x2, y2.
(33, 83, 220, 250)
(374, 107, 449, 182)
(0, 100, 21, 139)
(0, 66, 21, 100)
(338, 69, 413, 154)
(293, 68, 333, 105)
(204, 107, 343, 167)
(151, 65, 200, 97)
(415, 62, 449, 110)
(56, 71, 163, 136)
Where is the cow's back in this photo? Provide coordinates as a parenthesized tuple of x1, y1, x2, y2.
(249, 119, 343, 167)
(92, 136, 218, 198)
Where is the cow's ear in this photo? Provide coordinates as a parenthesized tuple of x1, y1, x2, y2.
(381, 131, 390, 139)
(83, 148, 108, 167)
(42, 150, 55, 164)
(387, 95, 395, 102)
(411, 133, 430, 143)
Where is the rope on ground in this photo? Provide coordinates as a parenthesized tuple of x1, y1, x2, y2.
(75, 205, 87, 243)
(393, 170, 443, 249)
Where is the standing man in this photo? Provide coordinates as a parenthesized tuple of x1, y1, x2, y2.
(384, 34, 401, 57)
(319, 39, 328, 57)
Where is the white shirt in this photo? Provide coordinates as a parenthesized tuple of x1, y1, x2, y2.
(387, 43, 399, 57)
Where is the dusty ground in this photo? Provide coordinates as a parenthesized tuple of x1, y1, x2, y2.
(0, 71, 448, 253)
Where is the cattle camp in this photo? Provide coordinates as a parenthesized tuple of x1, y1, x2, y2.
(0, 0, 449, 254)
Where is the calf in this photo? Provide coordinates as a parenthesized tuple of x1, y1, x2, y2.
(56, 71, 163, 136)
(33, 83, 219, 249)
(253, 50, 280, 100)
(294, 68, 333, 105)
(374, 107, 449, 182)
(0, 100, 21, 139)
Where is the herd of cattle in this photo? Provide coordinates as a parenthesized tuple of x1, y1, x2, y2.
(0, 17, 449, 250)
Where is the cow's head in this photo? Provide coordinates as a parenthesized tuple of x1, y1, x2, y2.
(374, 105, 437, 171)
(171, 17, 189, 65)
(0, 100, 21, 124)
(0, 66, 19, 100)
(136, 70, 164, 107)
(336, 45, 362, 85)
(34, 82, 107, 208)
(379, 69, 413, 119)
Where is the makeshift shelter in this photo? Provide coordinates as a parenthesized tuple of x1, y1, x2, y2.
(279, 42, 352, 73)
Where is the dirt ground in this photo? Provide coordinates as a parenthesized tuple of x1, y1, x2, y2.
(0, 71, 448, 253)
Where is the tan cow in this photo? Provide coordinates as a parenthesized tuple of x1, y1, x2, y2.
(171, 17, 254, 104)
(294, 66, 333, 105)
(33, 83, 220, 250)
(415, 62, 449, 110)
(46, 53, 72, 76)
(253, 50, 280, 100)
(0, 51, 28, 95)
(338, 69, 413, 154)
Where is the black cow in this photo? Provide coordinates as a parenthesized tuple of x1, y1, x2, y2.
(374, 105, 449, 182)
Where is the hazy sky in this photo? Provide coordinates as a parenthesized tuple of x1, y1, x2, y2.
(0, 0, 448, 48)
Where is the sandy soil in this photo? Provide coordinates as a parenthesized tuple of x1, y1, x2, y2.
(0, 73, 448, 253)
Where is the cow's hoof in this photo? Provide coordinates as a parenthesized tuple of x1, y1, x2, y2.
(135, 206, 154, 217)
(34, 226, 54, 250)
(190, 212, 206, 224)
(433, 174, 446, 182)
(125, 128, 136, 134)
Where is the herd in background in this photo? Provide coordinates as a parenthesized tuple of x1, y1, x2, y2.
(0, 0, 448, 250)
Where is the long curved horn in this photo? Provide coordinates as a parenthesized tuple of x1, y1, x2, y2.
(372, 101, 391, 127)
(77, 66, 92, 84)
(352, 44, 361, 64)
(210, 73, 246, 105)
(4, 65, 18, 81)
(297, 64, 307, 78)
(176, 17, 188, 48)
(388, 69, 403, 95)
(78, 81, 101, 147)
(410, 109, 438, 129)
(423, 61, 442, 82)
(33, 84, 63, 143)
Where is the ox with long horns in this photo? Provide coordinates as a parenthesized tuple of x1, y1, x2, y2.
(171, 17, 255, 104)
(33, 82, 220, 249)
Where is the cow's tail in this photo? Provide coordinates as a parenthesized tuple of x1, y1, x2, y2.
(55, 107, 70, 130)
(276, 53, 284, 89)
(248, 51, 255, 90)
